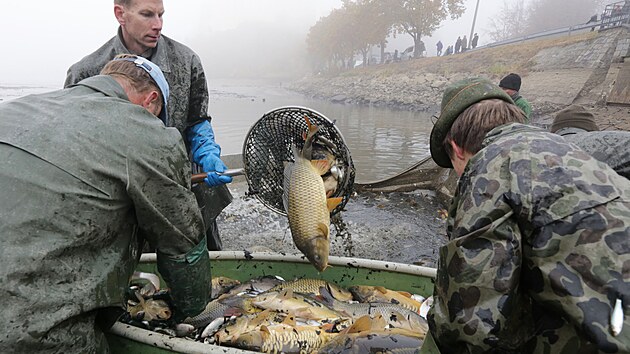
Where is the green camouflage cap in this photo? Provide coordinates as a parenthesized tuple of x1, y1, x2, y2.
(430, 78, 514, 168)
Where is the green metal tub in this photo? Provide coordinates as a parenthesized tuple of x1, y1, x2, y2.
(105, 251, 438, 353)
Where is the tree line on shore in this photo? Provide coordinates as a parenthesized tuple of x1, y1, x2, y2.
(306, 0, 602, 74)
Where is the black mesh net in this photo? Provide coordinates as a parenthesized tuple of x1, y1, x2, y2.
(242, 106, 355, 216)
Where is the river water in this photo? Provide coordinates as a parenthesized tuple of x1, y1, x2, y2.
(208, 79, 436, 182)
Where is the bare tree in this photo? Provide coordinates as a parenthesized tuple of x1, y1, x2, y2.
(487, 0, 529, 42)
(391, 0, 465, 59)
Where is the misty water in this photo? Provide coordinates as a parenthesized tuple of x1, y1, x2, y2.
(208, 79, 435, 182)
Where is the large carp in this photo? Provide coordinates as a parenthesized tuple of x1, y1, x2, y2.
(283, 118, 342, 271)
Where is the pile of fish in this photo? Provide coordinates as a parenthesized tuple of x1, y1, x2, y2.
(121, 275, 432, 354)
(283, 117, 345, 272)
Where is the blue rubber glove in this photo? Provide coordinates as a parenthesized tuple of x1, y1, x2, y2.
(187, 120, 233, 186)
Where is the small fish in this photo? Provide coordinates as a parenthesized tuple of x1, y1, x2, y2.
(349, 285, 423, 313)
(224, 275, 285, 297)
(127, 291, 172, 321)
(611, 298, 624, 336)
(183, 297, 240, 328)
(215, 309, 289, 343)
(201, 316, 232, 339)
(312, 141, 343, 198)
(283, 117, 343, 271)
(211, 276, 241, 300)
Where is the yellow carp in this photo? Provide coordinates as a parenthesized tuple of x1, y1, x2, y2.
(349, 285, 423, 313)
(283, 118, 342, 271)
(251, 289, 348, 324)
(232, 323, 336, 354)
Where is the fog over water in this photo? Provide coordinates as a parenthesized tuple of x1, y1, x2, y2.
(0, 0, 497, 85)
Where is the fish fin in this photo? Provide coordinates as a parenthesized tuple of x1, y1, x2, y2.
(310, 159, 332, 175)
(317, 222, 329, 239)
(375, 286, 388, 294)
(282, 312, 297, 327)
(305, 116, 318, 135)
(345, 315, 373, 334)
(327, 197, 343, 212)
(318, 286, 334, 306)
(260, 325, 272, 339)
(279, 288, 293, 299)
(397, 291, 413, 298)
(372, 314, 387, 330)
(251, 309, 272, 326)
(302, 116, 320, 159)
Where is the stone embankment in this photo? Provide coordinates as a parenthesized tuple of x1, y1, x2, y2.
(290, 27, 630, 124)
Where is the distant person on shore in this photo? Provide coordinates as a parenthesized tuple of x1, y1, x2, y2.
(394, 49, 399, 62)
(455, 36, 462, 53)
(499, 73, 532, 121)
(64, 0, 232, 251)
(443, 45, 453, 55)
(551, 104, 630, 179)
(471, 33, 479, 48)
(436, 40, 443, 56)
(427, 77, 630, 353)
(461, 35, 468, 52)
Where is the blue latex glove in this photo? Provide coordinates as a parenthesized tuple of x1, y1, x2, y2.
(187, 120, 233, 186)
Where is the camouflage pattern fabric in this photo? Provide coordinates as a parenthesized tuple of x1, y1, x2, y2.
(0, 76, 206, 353)
(428, 123, 630, 353)
(558, 129, 630, 180)
(65, 27, 209, 134)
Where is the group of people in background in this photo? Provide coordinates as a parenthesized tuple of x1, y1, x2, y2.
(438, 32, 479, 56)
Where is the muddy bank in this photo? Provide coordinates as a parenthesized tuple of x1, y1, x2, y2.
(217, 179, 447, 268)
(289, 28, 630, 126)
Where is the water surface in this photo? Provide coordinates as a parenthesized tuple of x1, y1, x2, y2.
(209, 79, 436, 182)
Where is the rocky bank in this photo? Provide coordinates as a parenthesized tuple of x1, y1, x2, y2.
(289, 27, 630, 128)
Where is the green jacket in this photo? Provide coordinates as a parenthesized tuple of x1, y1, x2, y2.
(0, 76, 206, 353)
(428, 123, 630, 353)
(64, 28, 209, 135)
(512, 93, 532, 121)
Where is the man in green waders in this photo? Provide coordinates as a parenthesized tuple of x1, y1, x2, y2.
(0, 55, 209, 353)
(65, 0, 231, 251)
(422, 78, 629, 353)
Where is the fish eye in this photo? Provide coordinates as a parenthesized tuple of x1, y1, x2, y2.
(314, 255, 321, 261)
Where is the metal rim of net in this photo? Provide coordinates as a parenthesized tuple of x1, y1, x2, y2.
(241, 106, 355, 216)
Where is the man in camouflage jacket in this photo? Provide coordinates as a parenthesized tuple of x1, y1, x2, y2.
(426, 78, 629, 353)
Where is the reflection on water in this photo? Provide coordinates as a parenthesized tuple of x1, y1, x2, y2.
(209, 79, 436, 182)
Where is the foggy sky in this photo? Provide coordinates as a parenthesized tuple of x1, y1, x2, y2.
(0, 0, 500, 86)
